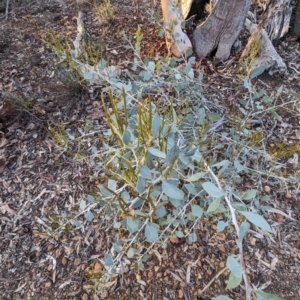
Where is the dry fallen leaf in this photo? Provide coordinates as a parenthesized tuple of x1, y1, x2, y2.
(275, 213, 284, 222)
(0, 100, 12, 118)
(94, 261, 103, 273)
(0, 155, 7, 173)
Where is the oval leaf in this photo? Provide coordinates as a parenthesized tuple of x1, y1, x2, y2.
(202, 182, 224, 198)
(140, 165, 152, 180)
(226, 272, 242, 289)
(185, 172, 206, 182)
(136, 175, 146, 194)
(214, 296, 234, 300)
(162, 181, 184, 200)
(206, 198, 221, 213)
(227, 256, 243, 278)
(243, 189, 257, 200)
(254, 290, 285, 300)
(148, 147, 166, 159)
(191, 205, 203, 218)
(152, 114, 162, 138)
(145, 224, 159, 243)
(85, 210, 94, 222)
(239, 211, 272, 232)
(126, 217, 141, 233)
(238, 221, 250, 243)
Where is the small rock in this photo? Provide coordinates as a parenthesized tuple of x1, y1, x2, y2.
(94, 262, 103, 273)
(81, 293, 89, 300)
(178, 289, 184, 298)
(264, 185, 271, 193)
(136, 274, 141, 281)
(45, 281, 52, 288)
(275, 213, 284, 222)
(285, 192, 292, 199)
(154, 266, 160, 272)
(170, 236, 179, 244)
(74, 258, 81, 266)
(218, 246, 226, 253)
(100, 290, 108, 299)
(250, 237, 256, 245)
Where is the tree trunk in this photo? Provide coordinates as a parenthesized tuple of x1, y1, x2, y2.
(292, 0, 300, 37)
(193, 0, 251, 62)
(161, 0, 192, 57)
(264, 0, 293, 44)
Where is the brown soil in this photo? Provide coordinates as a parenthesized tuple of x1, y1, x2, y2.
(0, 1, 299, 300)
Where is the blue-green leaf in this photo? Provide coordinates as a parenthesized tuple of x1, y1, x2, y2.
(87, 194, 95, 203)
(140, 165, 152, 180)
(85, 210, 94, 222)
(254, 290, 285, 300)
(226, 272, 242, 289)
(243, 189, 257, 200)
(80, 200, 86, 210)
(148, 147, 166, 159)
(145, 223, 159, 243)
(152, 114, 161, 138)
(162, 181, 184, 200)
(250, 65, 266, 79)
(185, 172, 206, 182)
(202, 182, 224, 198)
(227, 256, 243, 278)
(206, 198, 221, 213)
(191, 205, 203, 218)
(126, 217, 141, 233)
(166, 145, 179, 165)
(104, 254, 114, 266)
(122, 129, 131, 145)
(155, 205, 167, 218)
(136, 175, 146, 194)
(239, 211, 272, 232)
(127, 247, 137, 258)
(238, 221, 250, 243)
(214, 296, 233, 300)
(234, 160, 245, 172)
(217, 220, 227, 231)
(188, 232, 197, 242)
(148, 61, 155, 72)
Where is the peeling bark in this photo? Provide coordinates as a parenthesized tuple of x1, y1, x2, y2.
(192, 0, 251, 62)
(161, 0, 192, 57)
(264, 0, 293, 43)
(242, 18, 287, 75)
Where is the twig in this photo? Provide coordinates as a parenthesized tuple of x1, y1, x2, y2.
(198, 267, 228, 295)
(205, 163, 254, 300)
(5, 0, 10, 20)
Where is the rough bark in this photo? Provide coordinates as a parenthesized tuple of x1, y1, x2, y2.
(161, 0, 192, 57)
(192, 0, 251, 62)
(242, 18, 287, 75)
(292, 0, 300, 37)
(264, 0, 293, 44)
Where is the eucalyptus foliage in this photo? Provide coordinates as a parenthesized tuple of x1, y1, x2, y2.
(57, 26, 299, 299)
